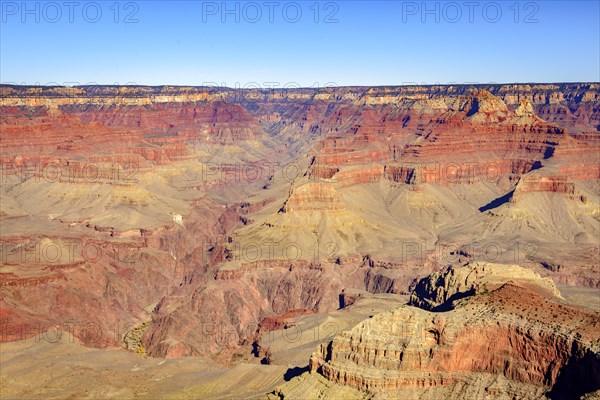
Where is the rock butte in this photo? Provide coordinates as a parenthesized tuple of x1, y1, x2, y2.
(276, 263, 600, 399)
(0, 83, 599, 398)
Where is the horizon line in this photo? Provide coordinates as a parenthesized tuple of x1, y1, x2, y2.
(1, 81, 598, 91)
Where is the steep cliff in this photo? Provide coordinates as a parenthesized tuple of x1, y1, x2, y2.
(275, 263, 600, 399)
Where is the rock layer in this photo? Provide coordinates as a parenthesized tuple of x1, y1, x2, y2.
(304, 264, 600, 399)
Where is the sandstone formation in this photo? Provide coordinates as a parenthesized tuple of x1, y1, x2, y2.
(408, 261, 563, 310)
(275, 263, 600, 399)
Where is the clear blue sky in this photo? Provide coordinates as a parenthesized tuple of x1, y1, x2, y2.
(1, 1, 599, 86)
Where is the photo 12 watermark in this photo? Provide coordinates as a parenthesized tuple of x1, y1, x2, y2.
(0, 159, 139, 185)
(0, 240, 143, 265)
(401, 1, 540, 23)
(1, 1, 140, 23)
(200, 1, 340, 23)
(202, 237, 340, 264)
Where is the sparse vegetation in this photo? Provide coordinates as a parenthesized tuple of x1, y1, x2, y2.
(124, 320, 151, 356)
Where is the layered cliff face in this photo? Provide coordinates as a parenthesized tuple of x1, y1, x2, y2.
(1, 84, 598, 364)
(275, 263, 600, 400)
(408, 261, 563, 310)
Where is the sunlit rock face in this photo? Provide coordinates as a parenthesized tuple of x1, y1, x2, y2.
(299, 263, 600, 399)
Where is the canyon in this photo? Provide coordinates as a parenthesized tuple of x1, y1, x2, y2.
(0, 83, 599, 399)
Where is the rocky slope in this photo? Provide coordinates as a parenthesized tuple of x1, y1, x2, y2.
(408, 261, 563, 310)
(275, 263, 600, 399)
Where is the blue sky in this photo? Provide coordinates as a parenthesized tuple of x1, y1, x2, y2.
(1, 1, 599, 86)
